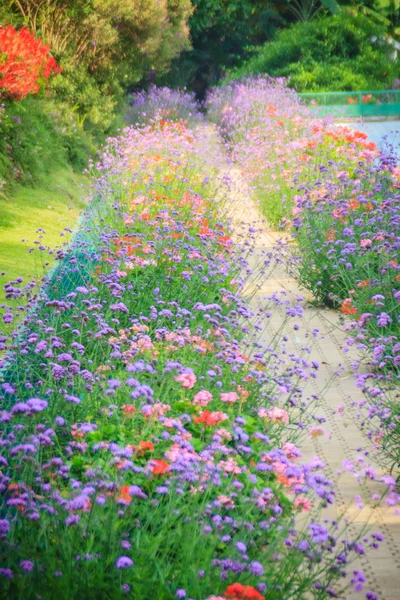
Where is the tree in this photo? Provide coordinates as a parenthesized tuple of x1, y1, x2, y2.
(2, 0, 193, 129)
(159, 0, 282, 97)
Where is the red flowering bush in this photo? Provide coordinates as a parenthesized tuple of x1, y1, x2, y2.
(0, 25, 61, 101)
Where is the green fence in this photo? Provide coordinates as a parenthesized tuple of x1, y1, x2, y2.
(299, 90, 400, 118)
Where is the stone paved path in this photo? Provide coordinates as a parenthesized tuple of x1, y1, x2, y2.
(205, 123, 400, 600)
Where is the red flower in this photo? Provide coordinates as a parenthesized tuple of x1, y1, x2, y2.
(224, 582, 265, 600)
(149, 459, 169, 475)
(0, 25, 61, 100)
(116, 485, 132, 505)
(193, 410, 228, 426)
(132, 440, 155, 456)
(341, 298, 357, 315)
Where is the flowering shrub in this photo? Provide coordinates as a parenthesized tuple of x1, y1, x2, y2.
(0, 115, 383, 598)
(126, 85, 202, 125)
(207, 76, 400, 469)
(0, 25, 61, 101)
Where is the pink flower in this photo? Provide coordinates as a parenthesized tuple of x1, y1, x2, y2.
(193, 390, 213, 406)
(309, 425, 324, 438)
(272, 461, 286, 475)
(218, 495, 235, 509)
(142, 402, 171, 418)
(218, 458, 241, 474)
(282, 442, 300, 460)
(266, 407, 289, 425)
(360, 239, 372, 248)
(220, 392, 239, 404)
(293, 496, 311, 511)
(237, 385, 249, 399)
(175, 372, 197, 389)
(215, 428, 232, 440)
(137, 336, 153, 350)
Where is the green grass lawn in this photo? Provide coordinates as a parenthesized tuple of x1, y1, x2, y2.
(0, 168, 89, 305)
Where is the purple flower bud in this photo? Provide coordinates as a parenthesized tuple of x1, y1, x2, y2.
(115, 556, 133, 569)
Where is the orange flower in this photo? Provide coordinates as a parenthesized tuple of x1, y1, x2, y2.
(71, 424, 85, 439)
(136, 440, 154, 456)
(357, 280, 370, 288)
(217, 235, 232, 250)
(341, 298, 357, 315)
(117, 485, 132, 504)
(332, 209, 345, 220)
(149, 459, 169, 475)
(277, 474, 291, 487)
(224, 583, 265, 600)
(325, 229, 336, 242)
(193, 410, 228, 426)
(140, 209, 151, 221)
(348, 198, 360, 210)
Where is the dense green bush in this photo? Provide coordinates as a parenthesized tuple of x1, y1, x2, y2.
(0, 96, 94, 189)
(229, 10, 399, 91)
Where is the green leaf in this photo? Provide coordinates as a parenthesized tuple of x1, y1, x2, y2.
(320, 0, 341, 14)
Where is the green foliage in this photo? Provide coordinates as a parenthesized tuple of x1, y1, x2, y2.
(356, 0, 400, 32)
(3, 0, 193, 129)
(285, 0, 340, 23)
(230, 10, 399, 91)
(0, 96, 93, 189)
(158, 0, 281, 95)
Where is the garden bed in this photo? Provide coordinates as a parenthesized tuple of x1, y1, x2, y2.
(0, 114, 375, 599)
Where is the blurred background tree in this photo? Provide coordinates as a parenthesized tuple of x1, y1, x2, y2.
(155, 0, 283, 98)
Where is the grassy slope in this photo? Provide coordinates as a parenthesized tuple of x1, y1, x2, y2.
(0, 168, 89, 304)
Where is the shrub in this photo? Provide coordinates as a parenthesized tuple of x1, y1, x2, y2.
(229, 10, 399, 92)
(0, 96, 93, 187)
(125, 85, 202, 125)
(0, 25, 61, 100)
